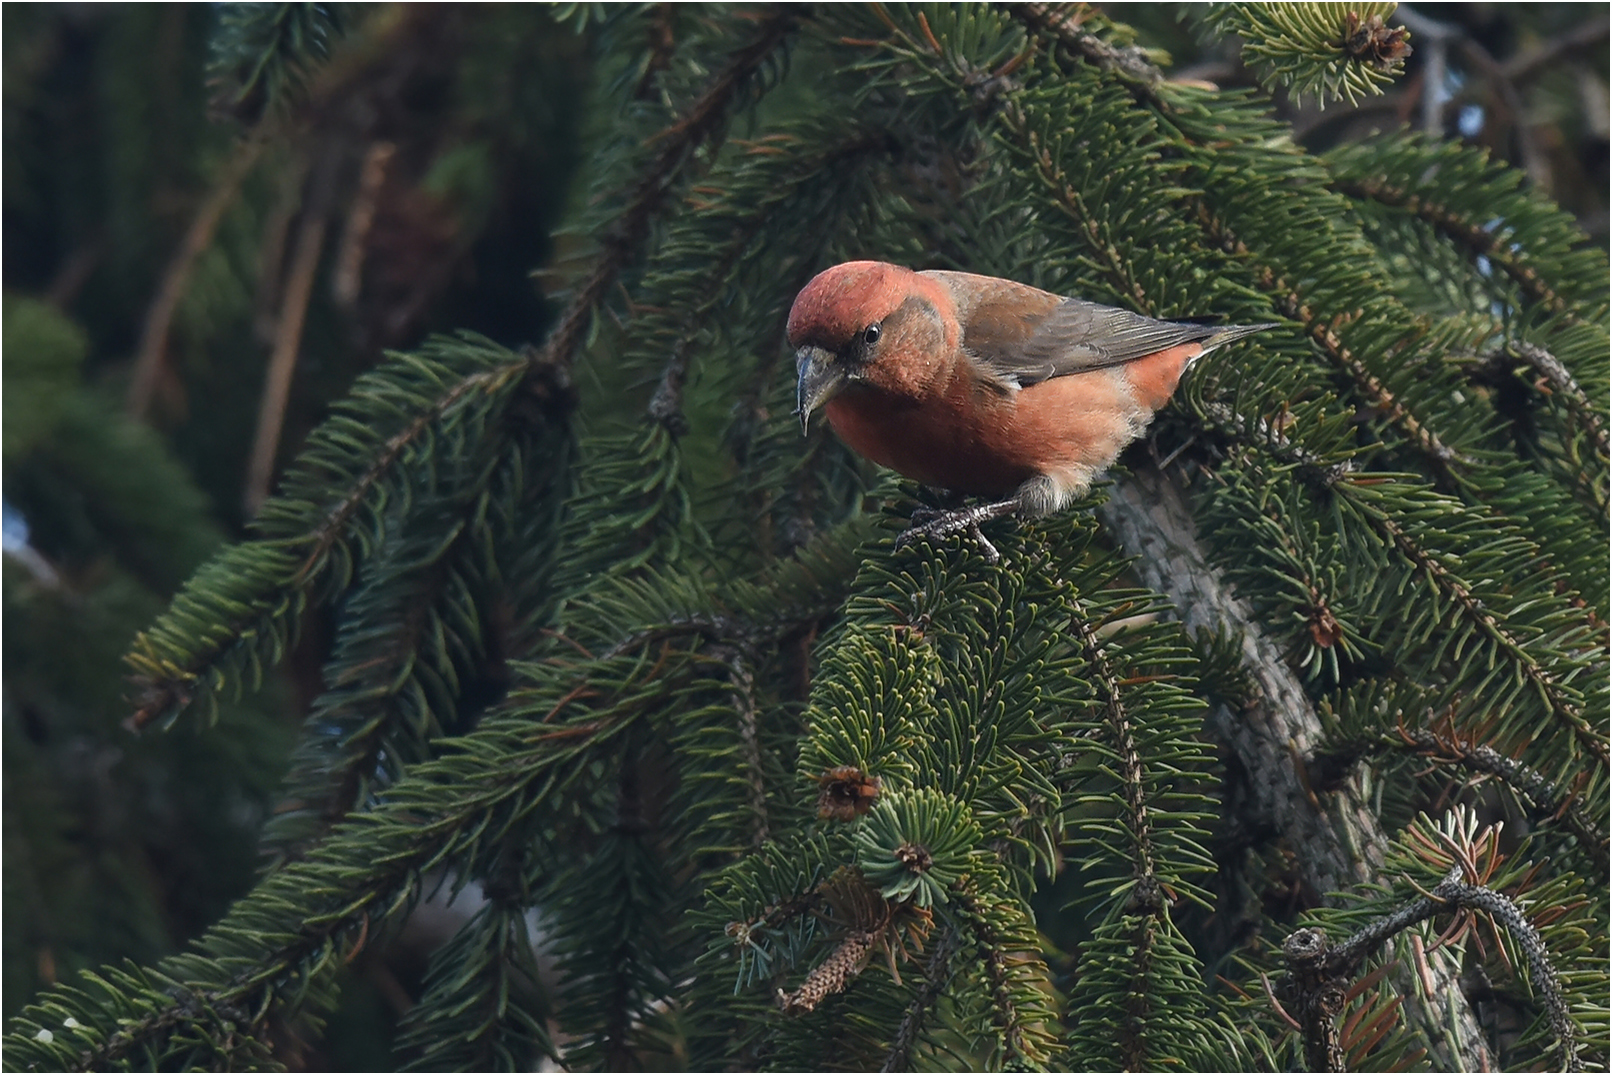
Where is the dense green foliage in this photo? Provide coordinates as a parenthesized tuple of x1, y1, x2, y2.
(4, 3, 1606, 1071)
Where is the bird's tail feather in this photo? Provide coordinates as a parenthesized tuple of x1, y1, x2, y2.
(1198, 322, 1279, 352)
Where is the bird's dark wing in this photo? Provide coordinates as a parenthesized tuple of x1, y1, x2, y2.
(924, 271, 1224, 388)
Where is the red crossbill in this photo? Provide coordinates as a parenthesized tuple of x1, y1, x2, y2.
(788, 261, 1275, 560)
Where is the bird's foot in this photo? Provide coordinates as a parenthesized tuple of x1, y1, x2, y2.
(895, 500, 1020, 564)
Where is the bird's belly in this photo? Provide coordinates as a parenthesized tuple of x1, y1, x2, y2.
(824, 368, 1151, 498)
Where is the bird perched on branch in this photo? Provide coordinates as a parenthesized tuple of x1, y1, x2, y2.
(789, 261, 1276, 561)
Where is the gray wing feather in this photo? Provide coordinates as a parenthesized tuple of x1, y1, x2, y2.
(973, 299, 1221, 387)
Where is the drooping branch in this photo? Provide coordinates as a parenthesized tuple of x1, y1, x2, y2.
(950, 889, 1033, 1069)
(73, 619, 698, 1068)
(1063, 595, 1165, 1069)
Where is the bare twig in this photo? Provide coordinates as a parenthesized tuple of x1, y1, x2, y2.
(1504, 17, 1610, 83)
(128, 131, 271, 419)
(332, 141, 396, 307)
(45, 243, 103, 311)
(244, 210, 328, 515)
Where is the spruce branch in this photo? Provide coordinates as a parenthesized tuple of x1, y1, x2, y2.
(259, 434, 564, 867)
(1326, 136, 1610, 322)
(1068, 604, 1158, 888)
(545, 746, 680, 1070)
(1352, 499, 1607, 766)
(1333, 174, 1583, 321)
(1331, 724, 1610, 879)
(1001, 2, 1164, 92)
(881, 925, 958, 1073)
(1100, 466, 1488, 1068)
(1463, 340, 1610, 462)
(1197, 400, 1356, 488)
(126, 338, 550, 730)
(1061, 594, 1177, 1070)
(208, 2, 349, 122)
(631, 3, 680, 101)
(995, 108, 1151, 313)
(950, 888, 1043, 1069)
(1188, 202, 1473, 485)
(264, 521, 485, 862)
(16, 628, 682, 1069)
(539, 7, 798, 373)
(395, 885, 555, 1071)
(1284, 867, 1580, 1073)
(1197, 3, 1411, 109)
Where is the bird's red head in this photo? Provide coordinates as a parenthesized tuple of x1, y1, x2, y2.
(787, 261, 917, 350)
(788, 262, 959, 434)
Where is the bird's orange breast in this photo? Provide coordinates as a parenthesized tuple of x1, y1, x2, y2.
(823, 344, 1196, 497)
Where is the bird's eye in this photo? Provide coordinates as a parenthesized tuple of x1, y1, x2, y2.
(863, 323, 882, 346)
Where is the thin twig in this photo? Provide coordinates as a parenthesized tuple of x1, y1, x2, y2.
(1394, 727, 1608, 878)
(245, 211, 328, 515)
(128, 131, 271, 418)
(332, 140, 396, 307)
(1504, 17, 1610, 82)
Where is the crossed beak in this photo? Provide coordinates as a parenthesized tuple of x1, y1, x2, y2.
(795, 346, 847, 436)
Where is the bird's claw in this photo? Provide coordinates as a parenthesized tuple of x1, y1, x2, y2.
(894, 501, 1018, 563)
